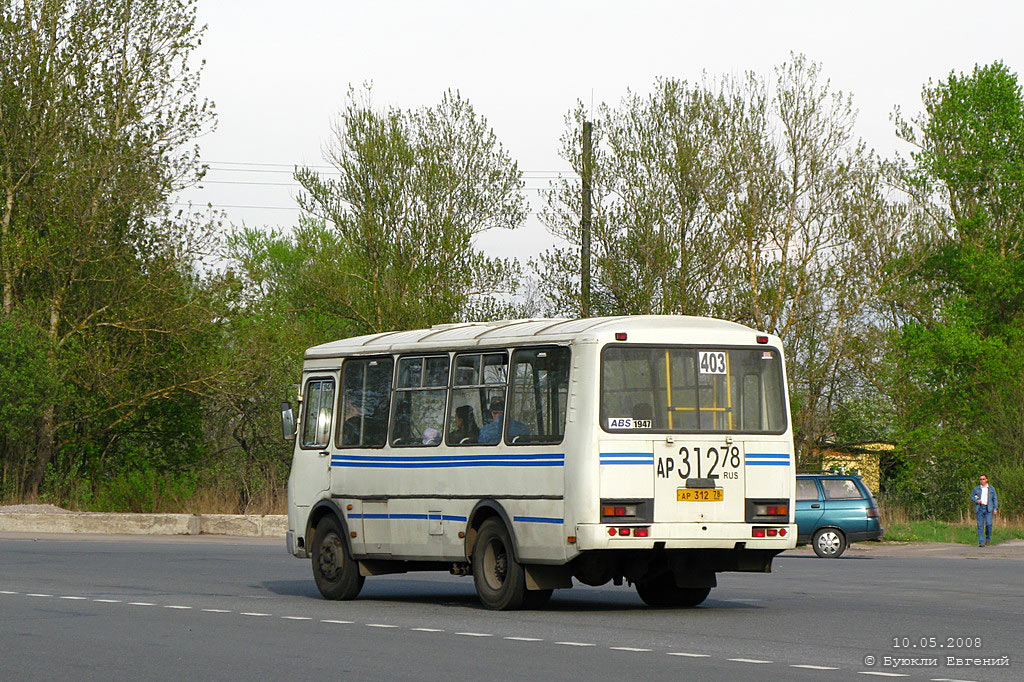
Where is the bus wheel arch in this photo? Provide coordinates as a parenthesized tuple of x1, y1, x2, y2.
(306, 500, 355, 558)
(464, 500, 520, 563)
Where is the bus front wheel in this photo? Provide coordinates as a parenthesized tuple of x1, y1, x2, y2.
(311, 515, 364, 600)
(635, 573, 711, 607)
(472, 518, 548, 610)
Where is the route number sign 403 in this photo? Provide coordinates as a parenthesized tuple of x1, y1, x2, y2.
(698, 351, 727, 374)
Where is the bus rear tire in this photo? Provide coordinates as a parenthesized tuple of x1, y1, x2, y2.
(472, 518, 530, 610)
(635, 573, 711, 607)
(312, 515, 364, 600)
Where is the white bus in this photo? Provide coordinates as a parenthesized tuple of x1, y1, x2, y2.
(283, 316, 796, 610)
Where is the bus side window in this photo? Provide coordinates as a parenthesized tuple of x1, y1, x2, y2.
(337, 357, 394, 448)
(507, 347, 570, 445)
(390, 355, 449, 447)
(301, 378, 335, 448)
(448, 352, 507, 446)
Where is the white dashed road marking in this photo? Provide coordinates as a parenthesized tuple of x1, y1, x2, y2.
(6, 586, 920, 677)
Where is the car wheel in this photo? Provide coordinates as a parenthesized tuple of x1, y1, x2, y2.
(812, 528, 847, 558)
(635, 573, 712, 607)
(311, 515, 365, 600)
(473, 518, 530, 610)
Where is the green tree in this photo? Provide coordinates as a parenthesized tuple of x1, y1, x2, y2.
(0, 0, 221, 498)
(888, 62, 1024, 517)
(537, 57, 918, 458)
(293, 87, 527, 333)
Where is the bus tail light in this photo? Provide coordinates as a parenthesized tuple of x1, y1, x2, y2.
(756, 335, 769, 344)
(754, 503, 789, 516)
(752, 526, 787, 538)
(615, 332, 628, 341)
(602, 504, 637, 518)
(608, 526, 650, 537)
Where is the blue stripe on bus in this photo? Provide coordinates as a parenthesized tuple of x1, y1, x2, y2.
(745, 462, 790, 466)
(331, 452, 565, 468)
(347, 513, 469, 522)
(600, 459, 654, 465)
(332, 460, 563, 468)
(333, 452, 565, 462)
(600, 452, 654, 465)
(513, 516, 563, 524)
(745, 453, 789, 458)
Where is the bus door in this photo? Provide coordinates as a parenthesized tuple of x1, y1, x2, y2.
(336, 356, 395, 554)
(292, 374, 336, 507)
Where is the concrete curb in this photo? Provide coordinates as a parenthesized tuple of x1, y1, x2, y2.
(0, 512, 287, 537)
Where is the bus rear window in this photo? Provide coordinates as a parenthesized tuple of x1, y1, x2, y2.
(601, 345, 787, 434)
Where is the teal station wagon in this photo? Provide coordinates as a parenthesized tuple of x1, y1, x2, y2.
(795, 473, 884, 557)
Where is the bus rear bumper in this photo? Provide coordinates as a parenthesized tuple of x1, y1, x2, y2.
(575, 523, 797, 551)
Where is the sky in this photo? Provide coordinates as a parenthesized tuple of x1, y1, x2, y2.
(177, 0, 1024, 263)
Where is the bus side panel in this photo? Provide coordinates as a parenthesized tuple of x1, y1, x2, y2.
(507, 500, 568, 564)
(743, 439, 795, 507)
(598, 439, 655, 500)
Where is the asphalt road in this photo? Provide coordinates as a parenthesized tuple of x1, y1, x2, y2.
(1, 533, 1019, 681)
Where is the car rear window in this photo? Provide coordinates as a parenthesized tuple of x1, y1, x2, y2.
(821, 479, 864, 500)
(796, 479, 819, 501)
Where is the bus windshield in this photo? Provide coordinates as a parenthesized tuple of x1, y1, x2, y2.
(601, 345, 787, 434)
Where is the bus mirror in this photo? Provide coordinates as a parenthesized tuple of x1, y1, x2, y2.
(281, 402, 296, 441)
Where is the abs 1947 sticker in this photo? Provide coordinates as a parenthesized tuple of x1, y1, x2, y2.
(608, 417, 653, 429)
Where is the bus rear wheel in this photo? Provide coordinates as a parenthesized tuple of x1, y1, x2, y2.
(472, 518, 546, 610)
(635, 573, 711, 607)
(311, 515, 364, 600)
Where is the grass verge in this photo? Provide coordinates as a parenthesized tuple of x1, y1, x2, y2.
(883, 519, 1024, 545)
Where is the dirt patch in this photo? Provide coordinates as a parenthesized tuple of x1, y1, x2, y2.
(0, 504, 72, 514)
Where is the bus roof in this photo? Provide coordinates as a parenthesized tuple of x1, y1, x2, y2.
(304, 315, 770, 360)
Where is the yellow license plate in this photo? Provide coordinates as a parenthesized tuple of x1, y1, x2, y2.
(677, 488, 724, 502)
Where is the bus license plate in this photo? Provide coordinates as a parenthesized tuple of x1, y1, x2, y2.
(677, 488, 723, 502)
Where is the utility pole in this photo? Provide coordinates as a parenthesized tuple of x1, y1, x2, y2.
(581, 120, 592, 318)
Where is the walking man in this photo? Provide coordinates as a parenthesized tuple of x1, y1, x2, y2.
(971, 474, 999, 547)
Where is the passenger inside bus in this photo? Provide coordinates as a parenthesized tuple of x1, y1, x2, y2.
(341, 398, 362, 445)
(479, 399, 530, 444)
(449, 405, 480, 444)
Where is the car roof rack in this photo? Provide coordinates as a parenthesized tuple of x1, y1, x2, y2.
(797, 470, 862, 476)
